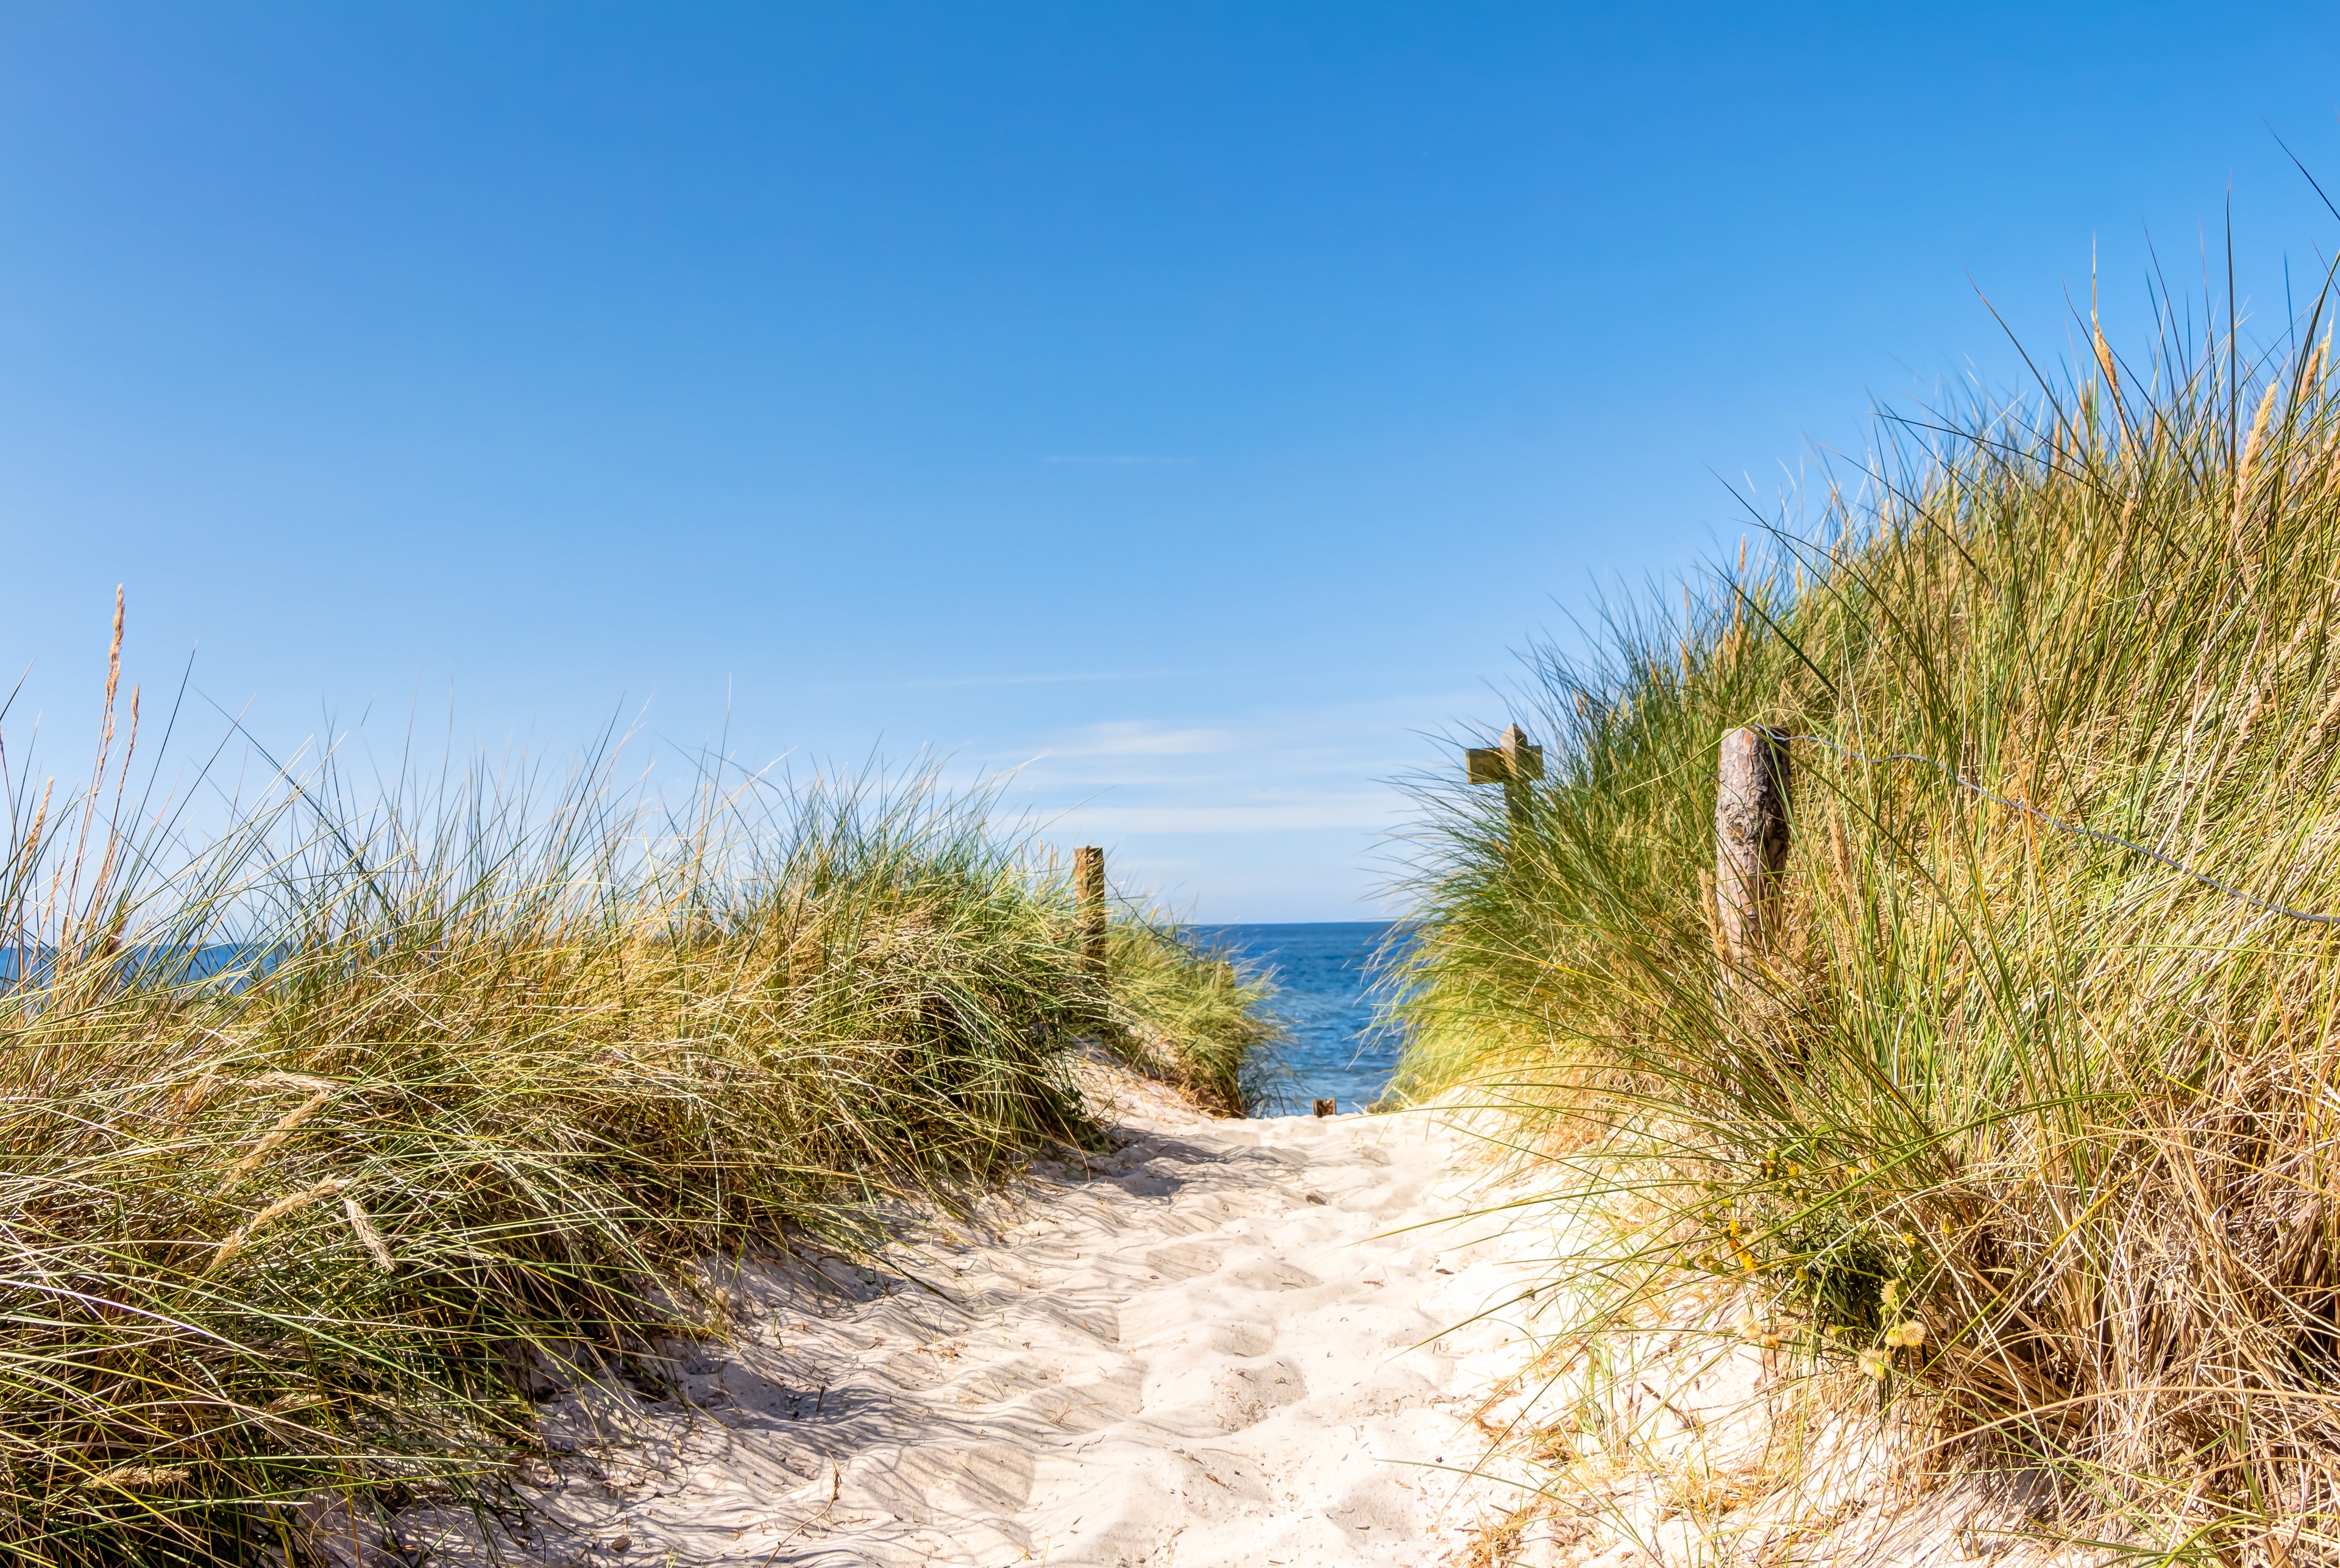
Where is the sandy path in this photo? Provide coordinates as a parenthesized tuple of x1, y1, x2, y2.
(417, 1073, 1548, 1567)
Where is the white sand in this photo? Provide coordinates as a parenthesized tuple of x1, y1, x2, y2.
(402, 1065, 1555, 1567)
(377, 1062, 2105, 1568)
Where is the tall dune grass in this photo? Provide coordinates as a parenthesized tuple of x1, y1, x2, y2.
(1397, 280, 2340, 1556)
(0, 636, 1271, 1566)
(1099, 920, 1282, 1115)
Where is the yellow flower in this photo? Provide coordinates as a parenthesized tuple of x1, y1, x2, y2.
(1857, 1348, 1890, 1380)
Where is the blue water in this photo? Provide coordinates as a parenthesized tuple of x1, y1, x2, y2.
(1185, 921, 1406, 1116)
(0, 942, 261, 985)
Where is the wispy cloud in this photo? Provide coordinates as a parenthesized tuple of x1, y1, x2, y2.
(970, 697, 1486, 836)
(1042, 454, 1196, 466)
(988, 699, 1487, 786)
(914, 691, 1492, 917)
(1038, 722, 1235, 758)
(1050, 796, 1400, 835)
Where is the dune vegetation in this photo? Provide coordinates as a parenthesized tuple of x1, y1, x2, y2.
(0, 635, 1275, 1567)
(1395, 281, 2340, 1558)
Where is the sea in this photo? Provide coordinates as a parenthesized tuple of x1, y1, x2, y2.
(1184, 921, 1407, 1116)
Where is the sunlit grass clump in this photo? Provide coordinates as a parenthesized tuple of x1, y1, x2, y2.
(0, 646, 1272, 1566)
(1397, 290, 2340, 1555)
(1099, 920, 1280, 1115)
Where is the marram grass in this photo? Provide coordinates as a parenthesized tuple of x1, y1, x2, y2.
(1396, 285, 2340, 1558)
(0, 655, 1273, 1566)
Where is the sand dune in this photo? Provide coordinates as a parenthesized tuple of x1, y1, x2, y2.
(402, 1064, 1550, 1566)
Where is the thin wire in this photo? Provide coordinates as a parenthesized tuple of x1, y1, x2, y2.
(1785, 733, 2340, 928)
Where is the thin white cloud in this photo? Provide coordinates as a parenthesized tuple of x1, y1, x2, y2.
(1053, 795, 1401, 835)
(928, 690, 1492, 913)
(1040, 722, 1235, 758)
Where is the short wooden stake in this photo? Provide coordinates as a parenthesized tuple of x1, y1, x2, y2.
(1466, 723, 1545, 848)
(1073, 845, 1107, 971)
(1715, 726, 1791, 964)
(1312, 1098, 1336, 1118)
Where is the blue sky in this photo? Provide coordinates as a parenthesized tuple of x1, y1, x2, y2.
(6, 2, 2340, 919)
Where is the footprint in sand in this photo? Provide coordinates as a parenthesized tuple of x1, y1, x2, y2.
(392, 1061, 1553, 1567)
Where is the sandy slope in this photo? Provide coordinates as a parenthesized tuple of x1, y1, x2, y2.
(380, 1065, 2094, 1568)
(403, 1065, 1551, 1567)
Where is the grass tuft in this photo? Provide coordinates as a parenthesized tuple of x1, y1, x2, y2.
(1396, 269, 2340, 1557)
(0, 675, 1274, 1565)
(1094, 919, 1282, 1116)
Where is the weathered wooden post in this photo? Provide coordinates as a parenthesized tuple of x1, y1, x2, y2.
(1073, 845, 1107, 972)
(1313, 1097, 1337, 1118)
(1466, 723, 1545, 846)
(1714, 726, 1791, 964)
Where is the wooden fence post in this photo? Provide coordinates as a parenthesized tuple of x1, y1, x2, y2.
(1073, 845, 1107, 972)
(1715, 726, 1791, 965)
(1467, 723, 1545, 848)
